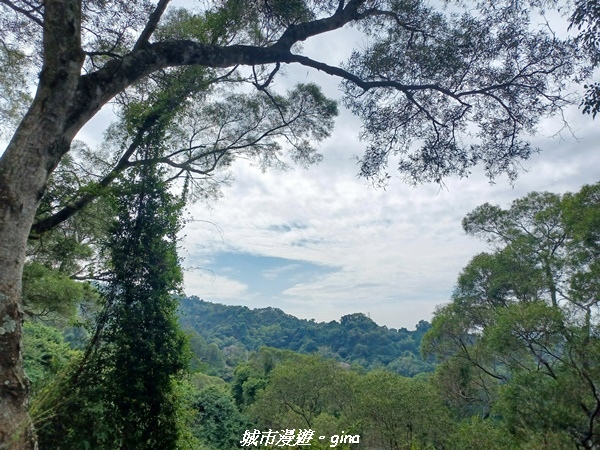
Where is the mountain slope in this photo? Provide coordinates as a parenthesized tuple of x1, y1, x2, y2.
(179, 296, 435, 377)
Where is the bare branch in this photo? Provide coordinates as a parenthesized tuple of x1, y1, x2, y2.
(0, 0, 43, 26)
(133, 0, 172, 51)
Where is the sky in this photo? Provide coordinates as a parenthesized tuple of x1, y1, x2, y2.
(175, 27, 600, 330)
(73, 3, 600, 330)
(178, 108, 600, 330)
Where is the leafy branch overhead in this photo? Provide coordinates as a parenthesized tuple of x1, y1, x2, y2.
(1, 0, 586, 192)
(30, 75, 338, 235)
(15, 0, 589, 236)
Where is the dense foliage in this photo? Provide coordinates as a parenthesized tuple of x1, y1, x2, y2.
(424, 181, 600, 449)
(16, 182, 600, 449)
(34, 151, 190, 449)
(179, 297, 435, 378)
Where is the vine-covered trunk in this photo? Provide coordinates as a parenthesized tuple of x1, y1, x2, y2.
(0, 0, 84, 447)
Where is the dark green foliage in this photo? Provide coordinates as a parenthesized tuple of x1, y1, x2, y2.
(98, 164, 188, 449)
(191, 385, 248, 450)
(37, 154, 188, 449)
(179, 297, 435, 377)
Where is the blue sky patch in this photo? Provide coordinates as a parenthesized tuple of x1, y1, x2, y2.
(198, 251, 338, 301)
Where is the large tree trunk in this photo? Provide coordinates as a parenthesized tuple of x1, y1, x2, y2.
(0, 0, 83, 447)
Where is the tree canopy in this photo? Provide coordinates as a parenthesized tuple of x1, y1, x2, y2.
(179, 297, 435, 378)
(423, 182, 600, 448)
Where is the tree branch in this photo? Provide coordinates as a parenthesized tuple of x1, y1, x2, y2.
(0, 0, 43, 26)
(289, 53, 458, 95)
(133, 0, 172, 51)
(30, 99, 170, 235)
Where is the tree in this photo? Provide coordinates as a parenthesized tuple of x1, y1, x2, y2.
(96, 157, 187, 449)
(352, 371, 452, 450)
(251, 355, 351, 430)
(0, 0, 589, 445)
(423, 182, 600, 449)
(190, 385, 248, 450)
(35, 141, 189, 448)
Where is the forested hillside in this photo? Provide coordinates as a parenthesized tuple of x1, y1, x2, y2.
(179, 297, 435, 378)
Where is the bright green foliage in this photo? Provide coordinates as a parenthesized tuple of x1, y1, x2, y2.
(249, 354, 360, 450)
(246, 353, 451, 450)
(22, 322, 80, 392)
(22, 262, 98, 325)
(251, 355, 353, 429)
(424, 182, 600, 448)
(22, 262, 80, 319)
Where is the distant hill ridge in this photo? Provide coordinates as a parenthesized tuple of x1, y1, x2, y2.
(179, 296, 435, 377)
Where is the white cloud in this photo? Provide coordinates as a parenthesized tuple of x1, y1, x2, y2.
(183, 270, 252, 302)
(180, 102, 600, 329)
(174, 14, 600, 329)
(262, 264, 303, 280)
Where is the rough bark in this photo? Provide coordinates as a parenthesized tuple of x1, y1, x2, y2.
(0, 0, 84, 447)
